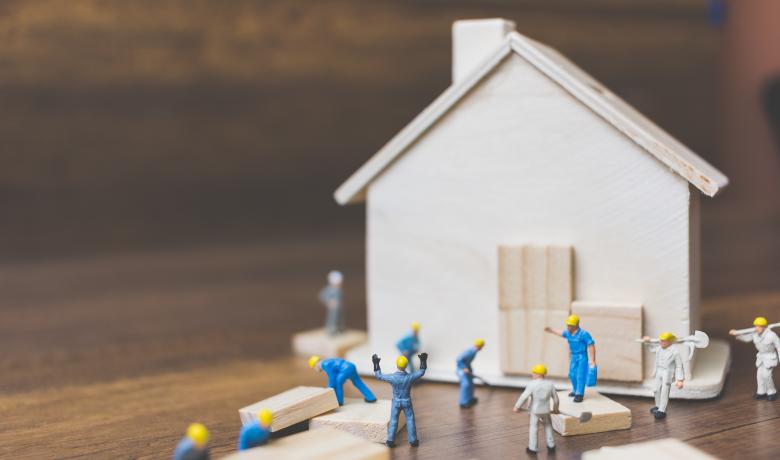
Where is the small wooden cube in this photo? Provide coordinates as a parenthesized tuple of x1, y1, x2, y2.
(239, 386, 339, 432)
(291, 328, 368, 358)
(550, 389, 631, 436)
(582, 438, 717, 460)
(221, 426, 389, 460)
(310, 398, 404, 443)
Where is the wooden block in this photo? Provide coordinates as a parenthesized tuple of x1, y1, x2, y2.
(545, 245, 573, 311)
(499, 309, 569, 377)
(222, 426, 389, 460)
(523, 245, 548, 309)
(550, 389, 631, 436)
(239, 386, 339, 432)
(498, 245, 524, 309)
(291, 328, 367, 358)
(571, 301, 643, 382)
(310, 398, 404, 443)
(582, 438, 717, 460)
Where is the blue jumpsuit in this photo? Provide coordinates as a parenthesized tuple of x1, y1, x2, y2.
(375, 368, 426, 444)
(396, 333, 420, 371)
(456, 346, 479, 406)
(237, 421, 270, 451)
(563, 328, 595, 396)
(320, 358, 377, 405)
(173, 438, 209, 460)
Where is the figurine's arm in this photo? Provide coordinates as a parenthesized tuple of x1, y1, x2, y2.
(513, 387, 531, 412)
(674, 351, 685, 388)
(551, 388, 560, 414)
(729, 329, 754, 342)
(544, 327, 563, 337)
(772, 333, 780, 358)
(372, 354, 390, 382)
(411, 353, 428, 380)
(588, 344, 596, 366)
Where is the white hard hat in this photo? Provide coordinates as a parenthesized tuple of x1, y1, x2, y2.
(328, 270, 343, 284)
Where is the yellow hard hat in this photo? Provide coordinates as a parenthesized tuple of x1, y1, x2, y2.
(531, 364, 547, 375)
(411, 321, 421, 332)
(258, 408, 273, 427)
(659, 332, 676, 342)
(186, 423, 210, 446)
(754, 317, 768, 327)
(308, 355, 321, 368)
(396, 355, 409, 369)
(565, 314, 580, 327)
(474, 338, 485, 348)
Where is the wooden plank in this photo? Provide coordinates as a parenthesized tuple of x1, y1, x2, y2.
(582, 438, 718, 460)
(571, 301, 643, 382)
(222, 427, 389, 460)
(546, 245, 573, 311)
(310, 398, 404, 443)
(523, 245, 548, 309)
(550, 389, 631, 436)
(239, 386, 339, 432)
(498, 245, 524, 309)
(499, 309, 569, 377)
(291, 328, 367, 358)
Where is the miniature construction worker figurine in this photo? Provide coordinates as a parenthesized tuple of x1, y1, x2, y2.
(396, 321, 421, 371)
(456, 339, 485, 408)
(372, 352, 428, 448)
(173, 423, 210, 460)
(319, 270, 344, 336)
(544, 315, 596, 402)
(309, 355, 377, 405)
(641, 332, 684, 419)
(238, 409, 273, 451)
(513, 364, 559, 455)
(730, 316, 780, 401)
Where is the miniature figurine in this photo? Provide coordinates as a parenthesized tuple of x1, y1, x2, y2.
(513, 364, 559, 455)
(456, 339, 485, 408)
(640, 332, 684, 419)
(309, 355, 377, 405)
(319, 270, 344, 336)
(396, 321, 421, 371)
(544, 315, 597, 402)
(238, 409, 273, 451)
(173, 423, 210, 460)
(372, 352, 428, 448)
(730, 317, 780, 401)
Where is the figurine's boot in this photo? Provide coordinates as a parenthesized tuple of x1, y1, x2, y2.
(649, 406, 658, 414)
(385, 440, 395, 448)
(653, 411, 667, 420)
(768, 394, 778, 401)
(410, 440, 419, 447)
(526, 448, 538, 455)
(753, 393, 767, 400)
(573, 394, 584, 403)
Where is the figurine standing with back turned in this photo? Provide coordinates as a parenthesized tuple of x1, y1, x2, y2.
(544, 314, 597, 402)
(513, 364, 559, 456)
(372, 352, 428, 448)
(730, 316, 780, 401)
(319, 270, 344, 336)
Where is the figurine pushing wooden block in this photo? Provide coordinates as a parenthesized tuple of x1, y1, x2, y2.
(222, 426, 389, 460)
(550, 389, 630, 436)
(239, 386, 339, 432)
(310, 398, 404, 443)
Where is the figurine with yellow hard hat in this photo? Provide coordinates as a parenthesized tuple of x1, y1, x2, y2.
(238, 408, 273, 451)
(396, 321, 421, 372)
(512, 364, 559, 455)
(730, 316, 780, 401)
(371, 351, 428, 448)
(173, 423, 210, 460)
(640, 332, 684, 419)
(456, 339, 485, 408)
(544, 314, 597, 402)
(308, 355, 377, 405)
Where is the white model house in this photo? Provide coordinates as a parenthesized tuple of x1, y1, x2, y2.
(336, 19, 730, 397)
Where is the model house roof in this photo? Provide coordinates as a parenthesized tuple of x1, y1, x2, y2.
(335, 30, 729, 205)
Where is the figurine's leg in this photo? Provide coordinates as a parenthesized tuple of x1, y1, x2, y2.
(653, 375, 662, 409)
(575, 356, 588, 396)
(458, 372, 473, 406)
(334, 374, 349, 405)
(541, 414, 555, 448)
(406, 352, 416, 372)
(528, 414, 539, 452)
(658, 383, 671, 412)
(350, 374, 377, 402)
(568, 358, 577, 393)
(326, 307, 338, 336)
(387, 402, 400, 444)
(403, 401, 418, 445)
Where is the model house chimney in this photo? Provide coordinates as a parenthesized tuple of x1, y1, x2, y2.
(452, 18, 516, 84)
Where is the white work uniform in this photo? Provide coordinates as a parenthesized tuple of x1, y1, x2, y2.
(650, 344, 684, 412)
(736, 329, 780, 396)
(514, 379, 559, 452)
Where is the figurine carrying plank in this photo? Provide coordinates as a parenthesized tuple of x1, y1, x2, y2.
(730, 317, 780, 401)
(372, 352, 427, 448)
(396, 321, 421, 372)
(309, 355, 377, 405)
(456, 339, 485, 409)
(319, 270, 344, 336)
(513, 364, 559, 455)
(173, 423, 210, 460)
(640, 332, 684, 419)
(544, 315, 597, 402)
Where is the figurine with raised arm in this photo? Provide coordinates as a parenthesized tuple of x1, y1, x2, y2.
(396, 321, 421, 371)
(730, 317, 780, 401)
(319, 270, 344, 336)
(544, 315, 596, 402)
(513, 364, 559, 455)
(640, 332, 684, 419)
(238, 409, 273, 451)
(372, 352, 427, 448)
(173, 423, 210, 460)
(456, 339, 485, 408)
(309, 355, 377, 405)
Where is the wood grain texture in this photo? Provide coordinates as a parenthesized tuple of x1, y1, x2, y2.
(221, 427, 389, 460)
(238, 386, 338, 432)
(550, 390, 632, 436)
(310, 398, 403, 443)
(291, 328, 367, 358)
(583, 437, 717, 460)
(499, 309, 570, 377)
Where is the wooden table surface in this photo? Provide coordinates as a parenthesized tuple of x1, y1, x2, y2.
(1, 233, 778, 460)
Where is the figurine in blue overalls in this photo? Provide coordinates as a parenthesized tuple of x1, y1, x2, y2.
(372, 352, 428, 448)
(309, 355, 377, 405)
(456, 339, 485, 408)
(173, 423, 210, 460)
(396, 321, 421, 371)
(544, 314, 597, 402)
(238, 409, 273, 451)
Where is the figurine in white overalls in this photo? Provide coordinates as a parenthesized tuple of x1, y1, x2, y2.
(640, 332, 684, 420)
(730, 316, 780, 401)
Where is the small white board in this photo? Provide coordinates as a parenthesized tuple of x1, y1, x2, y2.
(582, 437, 717, 460)
(239, 386, 339, 432)
(292, 328, 367, 358)
(310, 398, 404, 443)
(222, 426, 389, 460)
(550, 389, 631, 436)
